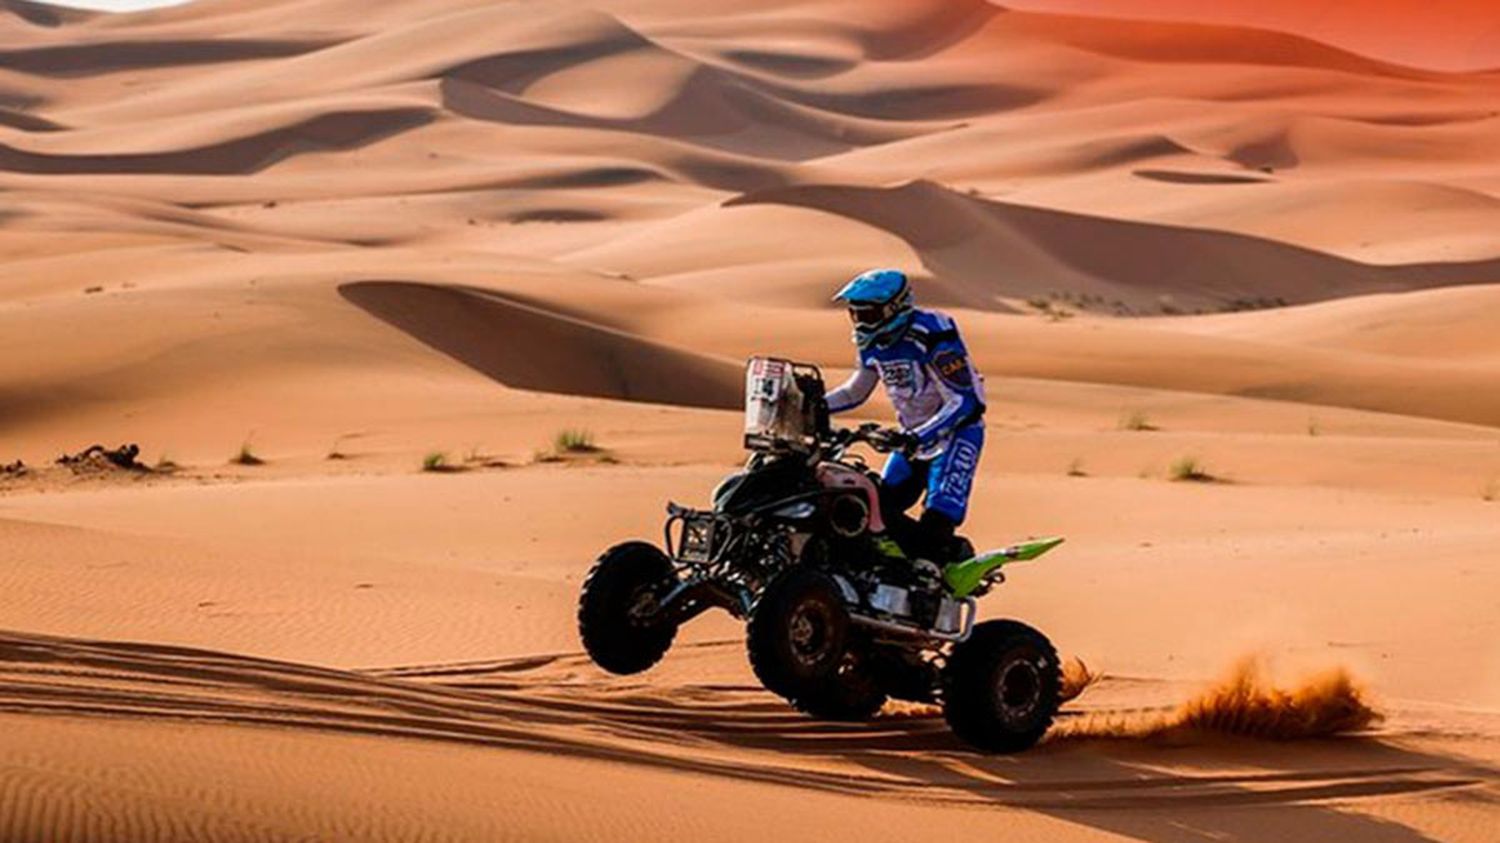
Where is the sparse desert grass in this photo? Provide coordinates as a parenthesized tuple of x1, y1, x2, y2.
(1067, 458, 1088, 477)
(1484, 478, 1497, 502)
(1169, 455, 1218, 483)
(154, 455, 182, 474)
(1028, 299, 1074, 322)
(535, 429, 614, 465)
(1118, 410, 1158, 432)
(231, 441, 264, 466)
(1307, 416, 1322, 437)
(422, 451, 465, 473)
(554, 429, 599, 453)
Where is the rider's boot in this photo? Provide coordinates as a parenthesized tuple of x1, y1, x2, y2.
(915, 509, 959, 563)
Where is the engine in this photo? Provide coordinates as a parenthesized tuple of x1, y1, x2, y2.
(860, 577, 969, 638)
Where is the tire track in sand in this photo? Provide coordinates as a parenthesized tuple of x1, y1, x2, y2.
(0, 630, 1491, 814)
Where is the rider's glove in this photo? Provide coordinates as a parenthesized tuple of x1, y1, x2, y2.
(888, 430, 920, 456)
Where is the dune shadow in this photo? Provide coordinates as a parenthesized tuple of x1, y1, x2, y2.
(1133, 169, 1271, 185)
(439, 72, 922, 164)
(0, 105, 63, 132)
(339, 280, 742, 410)
(2, 628, 1489, 843)
(0, 108, 431, 176)
(720, 49, 856, 79)
(2, 0, 89, 27)
(0, 631, 917, 798)
(0, 38, 342, 77)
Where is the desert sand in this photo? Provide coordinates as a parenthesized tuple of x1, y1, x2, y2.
(1, 0, 1497, 840)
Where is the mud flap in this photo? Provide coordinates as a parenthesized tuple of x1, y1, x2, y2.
(943, 536, 1064, 597)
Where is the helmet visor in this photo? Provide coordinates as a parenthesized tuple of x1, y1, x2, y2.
(848, 301, 895, 329)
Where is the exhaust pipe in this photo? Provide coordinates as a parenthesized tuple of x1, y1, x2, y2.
(848, 598, 975, 644)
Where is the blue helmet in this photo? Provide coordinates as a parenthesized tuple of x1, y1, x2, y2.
(834, 268, 914, 349)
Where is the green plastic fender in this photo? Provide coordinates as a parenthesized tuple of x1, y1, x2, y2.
(943, 536, 1065, 598)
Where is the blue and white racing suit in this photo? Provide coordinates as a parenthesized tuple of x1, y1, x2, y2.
(824, 309, 986, 525)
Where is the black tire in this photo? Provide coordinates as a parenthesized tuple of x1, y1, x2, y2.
(871, 647, 940, 705)
(942, 619, 1061, 753)
(792, 650, 889, 721)
(578, 541, 679, 675)
(746, 569, 850, 699)
(747, 568, 887, 721)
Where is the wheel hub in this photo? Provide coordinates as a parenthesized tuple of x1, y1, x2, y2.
(788, 605, 830, 663)
(625, 586, 660, 626)
(996, 658, 1041, 720)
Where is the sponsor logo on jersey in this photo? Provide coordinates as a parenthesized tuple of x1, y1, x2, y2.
(932, 349, 972, 388)
(876, 360, 918, 394)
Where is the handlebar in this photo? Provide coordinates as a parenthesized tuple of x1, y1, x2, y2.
(827, 423, 915, 456)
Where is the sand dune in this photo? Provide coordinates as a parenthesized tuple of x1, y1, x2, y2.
(0, 106, 433, 175)
(988, 10, 1436, 78)
(441, 69, 926, 161)
(729, 180, 1500, 310)
(341, 280, 743, 409)
(1, 0, 1498, 840)
(0, 0, 92, 28)
(1071, 179, 1500, 264)
(0, 37, 337, 76)
(1170, 284, 1500, 361)
(1004, 0, 1500, 73)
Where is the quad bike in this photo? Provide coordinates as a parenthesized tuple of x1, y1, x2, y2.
(578, 356, 1065, 752)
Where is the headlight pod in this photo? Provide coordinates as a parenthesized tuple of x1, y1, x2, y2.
(679, 515, 718, 562)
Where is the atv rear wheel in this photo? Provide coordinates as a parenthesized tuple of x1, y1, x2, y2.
(747, 568, 851, 701)
(942, 619, 1061, 753)
(870, 647, 939, 704)
(578, 542, 679, 675)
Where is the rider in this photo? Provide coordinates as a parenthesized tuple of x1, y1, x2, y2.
(824, 269, 986, 563)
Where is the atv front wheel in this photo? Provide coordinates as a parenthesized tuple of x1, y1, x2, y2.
(747, 568, 850, 700)
(942, 619, 1061, 753)
(578, 542, 679, 674)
